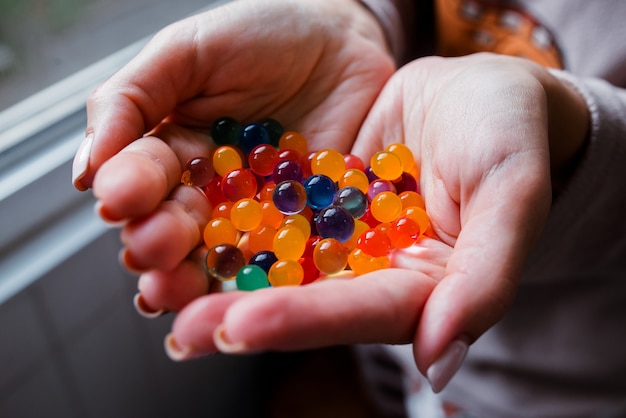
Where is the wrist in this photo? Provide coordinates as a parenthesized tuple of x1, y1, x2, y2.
(542, 71, 590, 194)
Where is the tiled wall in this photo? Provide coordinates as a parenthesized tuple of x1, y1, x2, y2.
(0, 229, 272, 418)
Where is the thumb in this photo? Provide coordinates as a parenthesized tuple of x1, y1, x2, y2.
(72, 22, 201, 191)
(413, 154, 551, 393)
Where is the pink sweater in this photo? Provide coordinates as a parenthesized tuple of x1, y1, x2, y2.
(361, 0, 626, 416)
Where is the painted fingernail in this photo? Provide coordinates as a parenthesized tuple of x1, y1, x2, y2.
(164, 333, 195, 361)
(94, 201, 125, 225)
(426, 338, 469, 393)
(133, 293, 167, 318)
(72, 133, 94, 191)
(213, 324, 250, 354)
(119, 248, 148, 274)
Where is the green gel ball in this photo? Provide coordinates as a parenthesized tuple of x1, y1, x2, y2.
(236, 264, 270, 291)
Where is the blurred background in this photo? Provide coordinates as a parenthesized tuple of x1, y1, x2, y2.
(0, 0, 291, 416)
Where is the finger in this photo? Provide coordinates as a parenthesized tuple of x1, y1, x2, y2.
(92, 124, 213, 222)
(134, 246, 212, 316)
(165, 269, 437, 360)
(120, 184, 211, 272)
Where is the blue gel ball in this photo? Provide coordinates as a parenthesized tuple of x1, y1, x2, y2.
(315, 205, 355, 243)
(249, 251, 278, 273)
(303, 174, 337, 210)
(273, 180, 308, 215)
(239, 122, 270, 155)
(333, 186, 368, 219)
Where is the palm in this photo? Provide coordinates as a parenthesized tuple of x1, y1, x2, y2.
(111, 0, 394, 155)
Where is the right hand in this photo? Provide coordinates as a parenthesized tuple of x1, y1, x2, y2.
(74, 0, 395, 304)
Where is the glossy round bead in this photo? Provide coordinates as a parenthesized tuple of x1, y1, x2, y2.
(204, 217, 239, 249)
(268, 259, 304, 287)
(313, 238, 349, 275)
(248, 144, 280, 177)
(273, 180, 308, 215)
(278, 148, 303, 163)
(360, 207, 381, 228)
(343, 219, 370, 251)
(343, 153, 365, 172)
(388, 216, 420, 248)
(338, 169, 370, 194)
(303, 174, 337, 210)
(310, 149, 346, 182)
(299, 256, 320, 285)
(279, 131, 308, 157)
(348, 248, 390, 276)
(367, 179, 397, 201)
(230, 198, 263, 232)
(392, 172, 418, 194)
(181, 157, 214, 187)
(213, 145, 243, 177)
(273, 225, 306, 260)
(401, 206, 430, 236)
(260, 200, 285, 229)
(206, 244, 246, 281)
(280, 214, 311, 239)
(248, 224, 278, 253)
(333, 186, 368, 219)
(386, 143, 415, 173)
(248, 251, 278, 273)
(356, 228, 392, 257)
(221, 168, 258, 202)
(239, 122, 270, 155)
(315, 205, 355, 243)
(211, 117, 241, 146)
(212, 201, 233, 219)
(365, 166, 379, 183)
(204, 176, 227, 207)
(370, 191, 402, 223)
(273, 159, 303, 183)
(399, 191, 426, 210)
(370, 151, 403, 181)
(236, 264, 269, 291)
(260, 118, 284, 147)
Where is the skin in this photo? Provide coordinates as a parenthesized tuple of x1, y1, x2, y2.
(73, 0, 589, 388)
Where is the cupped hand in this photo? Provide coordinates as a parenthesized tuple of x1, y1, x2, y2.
(352, 52, 588, 390)
(77, 0, 394, 272)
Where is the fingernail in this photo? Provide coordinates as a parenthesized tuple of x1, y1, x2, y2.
(426, 338, 469, 393)
(119, 248, 148, 274)
(94, 201, 126, 225)
(133, 293, 167, 318)
(164, 333, 195, 361)
(72, 133, 94, 191)
(213, 324, 251, 354)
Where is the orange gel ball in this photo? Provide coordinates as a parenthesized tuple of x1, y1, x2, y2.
(269, 259, 304, 286)
(310, 149, 346, 182)
(401, 206, 430, 236)
(230, 198, 263, 232)
(248, 224, 278, 253)
(370, 191, 402, 223)
(278, 131, 309, 157)
(273, 225, 306, 260)
(386, 143, 415, 173)
(370, 151, 403, 181)
(314, 238, 349, 275)
(204, 217, 239, 249)
(399, 191, 425, 210)
(213, 145, 243, 177)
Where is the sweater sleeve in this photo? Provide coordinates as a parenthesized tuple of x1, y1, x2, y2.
(359, 0, 433, 65)
(523, 71, 626, 283)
